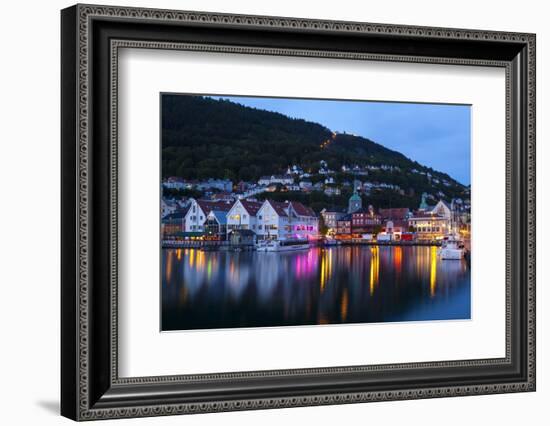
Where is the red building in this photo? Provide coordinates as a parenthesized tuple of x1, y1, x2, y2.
(336, 214, 352, 237)
(350, 206, 381, 235)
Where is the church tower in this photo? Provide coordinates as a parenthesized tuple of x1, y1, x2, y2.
(348, 190, 362, 213)
(419, 192, 429, 211)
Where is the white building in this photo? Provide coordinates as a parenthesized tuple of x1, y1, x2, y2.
(183, 198, 233, 233)
(286, 165, 304, 175)
(324, 186, 341, 196)
(299, 180, 313, 190)
(162, 177, 188, 190)
(258, 175, 294, 186)
(256, 200, 318, 240)
(408, 199, 452, 240)
(195, 178, 233, 192)
(226, 199, 263, 234)
(286, 183, 301, 191)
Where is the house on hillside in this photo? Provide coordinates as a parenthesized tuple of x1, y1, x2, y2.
(210, 191, 235, 202)
(258, 175, 294, 186)
(299, 180, 313, 191)
(195, 178, 233, 192)
(324, 186, 341, 196)
(162, 177, 198, 191)
(161, 198, 179, 218)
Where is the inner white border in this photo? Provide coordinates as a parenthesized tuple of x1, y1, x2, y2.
(118, 48, 506, 378)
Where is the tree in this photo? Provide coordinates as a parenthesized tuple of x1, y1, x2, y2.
(318, 214, 328, 236)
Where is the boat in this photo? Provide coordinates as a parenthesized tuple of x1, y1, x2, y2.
(255, 240, 270, 252)
(437, 235, 464, 260)
(323, 238, 341, 247)
(257, 239, 310, 252)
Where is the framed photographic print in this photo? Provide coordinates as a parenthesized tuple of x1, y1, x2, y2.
(61, 4, 536, 421)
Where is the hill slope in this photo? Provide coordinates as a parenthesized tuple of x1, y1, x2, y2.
(161, 95, 466, 202)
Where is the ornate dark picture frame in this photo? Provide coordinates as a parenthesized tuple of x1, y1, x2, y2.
(61, 4, 536, 421)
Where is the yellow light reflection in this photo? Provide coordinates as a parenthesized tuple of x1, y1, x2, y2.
(340, 288, 349, 321)
(430, 246, 437, 297)
(320, 250, 330, 292)
(196, 250, 205, 271)
(369, 246, 379, 295)
(166, 250, 173, 283)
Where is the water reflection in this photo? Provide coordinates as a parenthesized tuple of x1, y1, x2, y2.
(162, 246, 471, 331)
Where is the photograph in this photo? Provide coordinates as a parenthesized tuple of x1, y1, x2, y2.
(160, 94, 472, 331)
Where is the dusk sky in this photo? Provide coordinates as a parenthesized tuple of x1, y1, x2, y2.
(209, 95, 471, 185)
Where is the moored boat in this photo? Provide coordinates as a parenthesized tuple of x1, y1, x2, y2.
(437, 235, 464, 260)
(255, 240, 270, 252)
(323, 238, 341, 247)
(258, 239, 310, 252)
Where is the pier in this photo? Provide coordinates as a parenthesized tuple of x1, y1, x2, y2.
(162, 238, 444, 250)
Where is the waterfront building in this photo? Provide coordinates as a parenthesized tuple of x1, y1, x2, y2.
(351, 205, 382, 235)
(336, 214, 352, 237)
(408, 199, 452, 240)
(432, 199, 452, 218)
(256, 200, 318, 240)
(228, 229, 256, 247)
(161, 209, 189, 239)
(256, 200, 291, 240)
(321, 208, 346, 234)
(204, 210, 228, 240)
(379, 207, 411, 237)
(289, 202, 319, 240)
(183, 199, 233, 233)
(226, 199, 263, 234)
